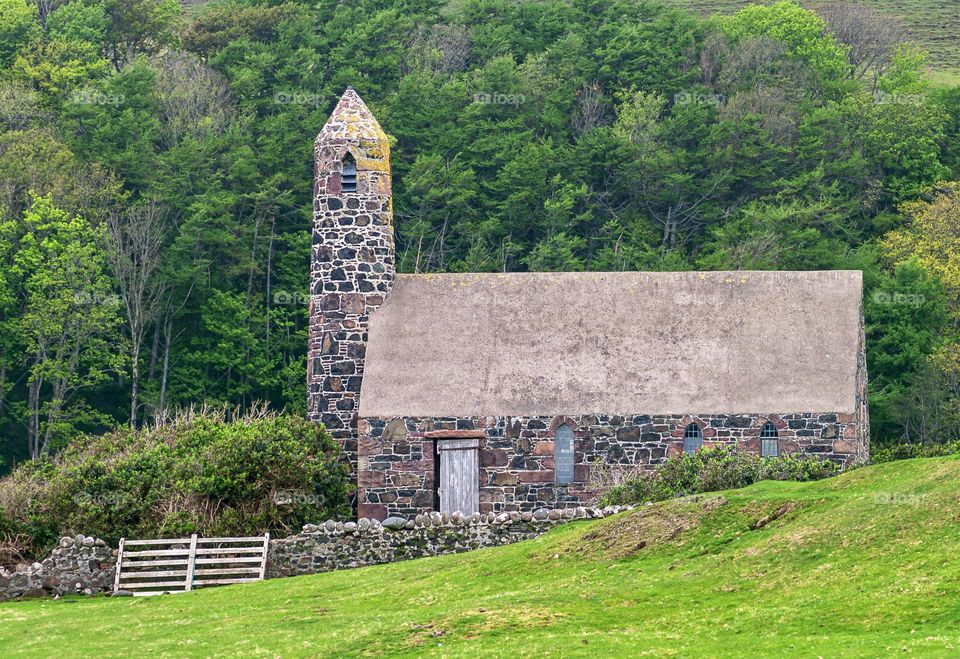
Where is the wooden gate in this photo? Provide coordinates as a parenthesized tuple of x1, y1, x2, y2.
(113, 534, 269, 596)
(436, 437, 480, 516)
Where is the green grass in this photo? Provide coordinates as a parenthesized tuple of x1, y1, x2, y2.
(927, 68, 960, 89)
(669, 0, 960, 82)
(3, 457, 960, 656)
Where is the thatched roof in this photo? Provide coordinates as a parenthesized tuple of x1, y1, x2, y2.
(359, 271, 863, 418)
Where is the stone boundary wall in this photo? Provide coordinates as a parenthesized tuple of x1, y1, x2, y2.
(0, 506, 629, 600)
(268, 505, 628, 578)
(0, 535, 115, 600)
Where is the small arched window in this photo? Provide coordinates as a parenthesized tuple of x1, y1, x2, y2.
(341, 153, 357, 192)
(683, 423, 702, 455)
(555, 424, 575, 485)
(760, 422, 779, 457)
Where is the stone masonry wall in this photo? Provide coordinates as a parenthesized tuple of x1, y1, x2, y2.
(267, 506, 627, 578)
(0, 535, 115, 600)
(307, 89, 394, 475)
(357, 412, 862, 519)
(0, 507, 626, 599)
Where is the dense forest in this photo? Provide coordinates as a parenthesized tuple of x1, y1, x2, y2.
(0, 0, 958, 470)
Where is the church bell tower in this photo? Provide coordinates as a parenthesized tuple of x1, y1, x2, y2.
(308, 88, 394, 472)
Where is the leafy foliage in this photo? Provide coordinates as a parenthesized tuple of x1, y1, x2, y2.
(871, 438, 960, 462)
(720, 0, 849, 84)
(600, 445, 840, 505)
(0, 409, 352, 562)
(0, 0, 958, 467)
(1, 196, 124, 459)
(0, 0, 40, 68)
(884, 182, 960, 302)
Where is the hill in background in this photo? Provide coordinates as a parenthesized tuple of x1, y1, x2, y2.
(668, 0, 960, 82)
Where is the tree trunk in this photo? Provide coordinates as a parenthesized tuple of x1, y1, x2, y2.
(148, 319, 161, 381)
(246, 215, 262, 302)
(130, 337, 141, 427)
(159, 314, 172, 421)
(41, 394, 64, 458)
(265, 215, 276, 351)
(661, 209, 675, 249)
(27, 377, 42, 460)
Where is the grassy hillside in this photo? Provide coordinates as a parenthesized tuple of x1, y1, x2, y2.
(2, 457, 960, 656)
(670, 0, 960, 80)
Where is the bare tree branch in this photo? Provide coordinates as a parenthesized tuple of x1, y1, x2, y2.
(103, 201, 168, 426)
(402, 24, 473, 76)
(571, 81, 610, 135)
(819, 2, 906, 85)
(150, 52, 234, 149)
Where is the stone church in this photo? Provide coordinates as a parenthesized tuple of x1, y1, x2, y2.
(308, 88, 870, 521)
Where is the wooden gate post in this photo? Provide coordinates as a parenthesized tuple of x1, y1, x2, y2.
(184, 534, 199, 591)
(112, 538, 125, 594)
(258, 533, 270, 581)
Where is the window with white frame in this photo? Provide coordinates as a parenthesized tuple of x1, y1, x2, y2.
(760, 422, 779, 457)
(683, 423, 702, 455)
(555, 424, 575, 484)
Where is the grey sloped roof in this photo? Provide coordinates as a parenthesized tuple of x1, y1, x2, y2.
(358, 270, 863, 418)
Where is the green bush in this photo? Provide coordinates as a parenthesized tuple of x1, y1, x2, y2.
(601, 446, 840, 506)
(0, 409, 352, 563)
(871, 441, 960, 463)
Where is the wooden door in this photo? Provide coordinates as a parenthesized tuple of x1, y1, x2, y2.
(437, 439, 479, 515)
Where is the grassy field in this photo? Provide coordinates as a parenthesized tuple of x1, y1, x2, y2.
(2, 456, 960, 656)
(669, 0, 960, 80)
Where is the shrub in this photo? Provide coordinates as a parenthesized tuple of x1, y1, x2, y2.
(0, 408, 352, 564)
(871, 441, 960, 463)
(600, 446, 841, 506)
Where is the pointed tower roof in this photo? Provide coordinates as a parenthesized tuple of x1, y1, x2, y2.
(316, 88, 388, 144)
